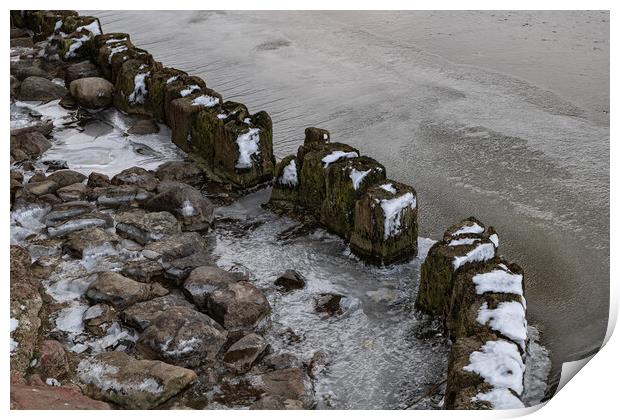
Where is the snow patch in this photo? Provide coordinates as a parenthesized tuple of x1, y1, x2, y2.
(191, 95, 219, 107)
(76, 20, 102, 36)
(452, 223, 485, 236)
(166, 75, 179, 84)
(46, 378, 61, 387)
(322, 151, 359, 168)
(472, 388, 524, 409)
(10, 318, 19, 354)
(489, 233, 499, 248)
(379, 183, 397, 194)
(463, 340, 524, 395)
(279, 159, 298, 187)
(349, 168, 371, 190)
(180, 85, 200, 97)
(448, 237, 479, 247)
(54, 304, 88, 334)
(128, 72, 150, 105)
(235, 128, 261, 169)
(477, 301, 528, 350)
(77, 359, 164, 395)
(452, 242, 495, 270)
(380, 192, 417, 240)
(108, 45, 128, 63)
(472, 269, 523, 296)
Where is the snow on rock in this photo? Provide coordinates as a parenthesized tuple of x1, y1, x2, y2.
(64, 35, 90, 59)
(349, 168, 371, 190)
(181, 200, 197, 217)
(472, 388, 525, 409)
(179, 85, 200, 97)
(108, 45, 128, 63)
(379, 183, 397, 194)
(77, 358, 164, 396)
(322, 151, 359, 168)
(165, 75, 179, 84)
(476, 302, 528, 350)
(76, 21, 102, 36)
(128, 72, 150, 105)
(235, 128, 261, 169)
(452, 243, 495, 270)
(472, 269, 523, 297)
(54, 304, 88, 334)
(448, 237, 479, 247)
(279, 159, 298, 187)
(463, 340, 525, 395)
(10, 318, 19, 354)
(452, 223, 485, 237)
(54, 20, 63, 32)
(217, 112, 228, 120)
(46, 378, 61, 387)
(380, 192, 417, 240)
(191, 95, 219, 107)
(106, 37, 127, 44)
(489, 233, 499, 248)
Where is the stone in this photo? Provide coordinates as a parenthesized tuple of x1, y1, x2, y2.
(136, 305, 227, 368)
(258, 368, 308, 403)
(314, 293, 345, 316)
(155, 161, 205, 186)
(142, 232, 208, 261)
(349, 180, 418, 265)
(320, 156, 386, 238)
(162, 75, 207, 126)
(10, 382, 110, 410)
(250, 396, 304, 410)
(127, 118, 160, 135)
(223, 333, 268, 372)
(121, 259, 165, 284)
(10, 246, 42, 375)
(86, 271, 169, 309)
(111, 166, 159, 192)
(269, 155, 300, 210)
(204, 281, 271, 331)
(44, 201, 94, 226)
(36, 340, 69, 379)
(94, 185, 153, 208)
(11, 120, 54, 137)
(46, 170, 87, 188)
(144, 66, 187, 121)
(298, 142, 360, 215)
(183, 266, 247, 308)
(65, 227, 120, 258)
(77, 351, 197, 409)
(145, 182, 215, 231)
(10, 28, 30, 39)
(260, 352, 301, 371)
(56, 182, 89, 201)
(121, 294, 195, 331)
(47, 212, 114, 238)
(24, 180, 58, 196)
(274, 270, 306, 291)
(114, 59, 160, 116)
(10, 75, 20, 98)
(12, 63, 51, 81)
(83, 304, 118, 337)
(11, 131, 52, 159)
(87, 171, 110, 188)
(69, 77, 114, 108)
(64, 61, 102, 87)
(11, 37, 34, 48)
(162, 252, 215, 284)
(115, 209, 180, 245)
(18, 76, 67, 101)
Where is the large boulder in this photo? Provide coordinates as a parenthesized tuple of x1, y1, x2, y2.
(69, 77, 114, 108)
(77, 351, 197, 409)
(224, 333, 269, 372)
(349, 180, 418, 264)
(110, 166, 159, 192)
(144, 67, 187, 122)
(203, 281, 271, 331)
(114, 209, 181, 245)
(161, 75, 207, 126)
(86, 271, 169, 309)
(64, 60, 102, 87)
(155, 161, 205, 186)
(142, 232, 208, 261)
(10, 131, 52, 160)
(121, 294, 195, 331)
(136, 305, 227, 368)
(64, 227, 120, 258)
(46, 169, 87, 188)
(144, 182, 215, 231)
(18, 76, 67, 101)
(320, 156, 386, 238)
(10, 382, 110, 410)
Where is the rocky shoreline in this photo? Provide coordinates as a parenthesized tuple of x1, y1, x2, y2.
(10, 10, 545, 410)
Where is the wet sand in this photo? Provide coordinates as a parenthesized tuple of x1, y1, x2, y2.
(84, 10, 610, 387)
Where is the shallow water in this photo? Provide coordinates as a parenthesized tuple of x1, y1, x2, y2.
(84, 10, 610, 382)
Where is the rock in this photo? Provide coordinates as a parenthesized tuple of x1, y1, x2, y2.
(24, 180, 58, 196)
(10, 246, 42, 375)
(77, 351, 197, 409)
(65, 227, 119, 258)
(224, 333, 268, 372)
(114, 59, 159, 116)
(320, 156, 386, 238)
(64, 61, 102, 87)
(11, 131, 52, 159)
(155, 161, 205, 186)
(111, 166, 158, 192)
(94, 185, 153, 208)
(136, 306, 227, 368)
(115, 209, 180, 245)
(144, 181, 214, 231)
(11, 120, 54, 137)
(10, 382, 110, 410)
(274, 270, 306, 291)
(38, 193, 61, 207)
(44, 201, 95, 226)
(56, 182, 89, 201)
(10, 75, 21, 97)
(87, 172, 110, 188)
(258, 368, 308, 403)
(47, 212, 114, 238)
(183, 266, 247, 308)
(142, 232, 208, 261)
(250, 395, 304, 410)
(35, 340, 69, 379)
(161, 75, 208, 126)
(83, 304, 118, 336)
(260, 352, 301, 371)
(204, 281, 271, 331)
(18, 76, 67, 101)
(127, 118, 160, 135)
(11, 37, 34, 48)
(314, 293, 345, 316)
(141, 66, 187, 121)
(121, 294, 195, 330)
(46, 169, 87, 188)
(349, 180, 419, 265)
(162, 252, 215, 284)
(12, 64, 51, 81)
(304, 127, 331, 144)
(10, 28, 30, 39)
(69, 77, 114, 108)
(307, 350, 329, 379)
(86, 271, 169, 309)
(27, 171, 47, 184)
(121, 259, 165, 284)
(42, 159, 69, 172)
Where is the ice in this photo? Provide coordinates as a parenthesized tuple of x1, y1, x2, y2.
(452, 242, 495, 270)
(181, 200, 197, 217)
(279, 159, 298, 186)
(54, 20, 62, 31)
(10, 204, 50, 245)
(235, 128, 261, 169)
(380, 192, 417, 240)
(54, 304, 88, 334)
(448, 237, 479, 247)
(77, 359, 164, 395)
(128, 72, 150, 105)
(349, 168, 371, 190)
(379, 184, 397, 194)
(45, 274, 96, 303)
(86, 322, 137, 354)
(191, 95, 220, 107)
(180, 85, 200, 97)
(322, 151, 359, 168)
(83, 304, 104, 320)
(472, 269, 523, 296)
(463, 340, 524, 395)
(476, 301, 528, 350)
(10, 318, 19, 354)
(451, 223, 485, 237)
(48, 218, 108, 238)
(472, 388, 524, 409)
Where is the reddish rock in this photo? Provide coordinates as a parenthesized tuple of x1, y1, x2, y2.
(10, 383, 111, 410)
(36, 340, 69, 379)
